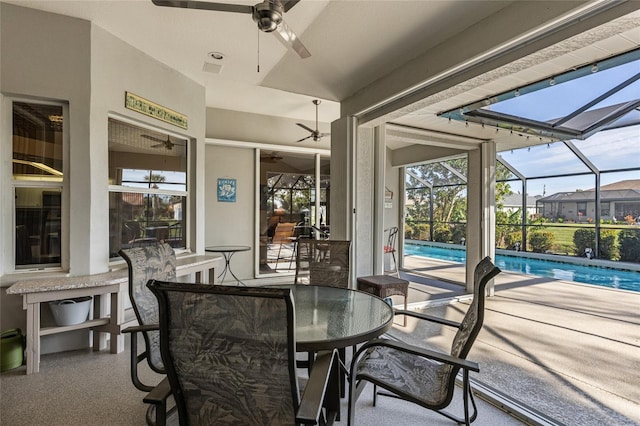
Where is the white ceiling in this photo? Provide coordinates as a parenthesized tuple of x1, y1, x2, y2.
(6, 0, 640, 151)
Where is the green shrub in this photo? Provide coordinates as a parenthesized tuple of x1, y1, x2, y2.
(573, 228, 595, 256)
(528, 231, 555, 253)
(619, 229, 640, 262)
(405, 223, 431, 241)
(433, 225, 452, 243)
(451, 224, 466, 245)
(504, 232, 522, 250)
(599, 230, 619, 261)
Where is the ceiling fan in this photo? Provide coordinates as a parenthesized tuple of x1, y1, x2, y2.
(151, 0, 311, 59)
(296, 100, 330, 142)
(142, 134, 175, 150)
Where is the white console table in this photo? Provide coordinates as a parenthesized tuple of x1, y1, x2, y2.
(6, 254, 222, 374)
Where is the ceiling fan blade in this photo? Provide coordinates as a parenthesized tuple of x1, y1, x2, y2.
(296, 135, 313, 143)
(152, 0, 252, 14)
(319, 132, 331, 137)
(273, 19, 311, 59)
(296, 123, 315, 133)
(281, 0, 300, 13)
(141, 134, 166, 143)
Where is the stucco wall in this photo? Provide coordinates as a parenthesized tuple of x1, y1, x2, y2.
(0, 4, 204, 353)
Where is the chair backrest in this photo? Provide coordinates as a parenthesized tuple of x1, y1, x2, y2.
(384, 226, 398, 253)
(119, 243, 176, 371)
(450, 256, 501, 360)
(297, 239, 351, 288)
(272, 222, 297, 244)
(148, 281, 300, 426)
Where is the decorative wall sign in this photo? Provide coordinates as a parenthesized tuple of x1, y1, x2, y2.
(125, 92, 188, 129)
(217, 178, 237, 202)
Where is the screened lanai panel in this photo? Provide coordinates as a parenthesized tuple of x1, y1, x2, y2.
(573, 126, 640, 171)
(441, 49, 640, 141)
(527, 174, 596, 198)
(498, 143, 591, 178)
(487, 58, 640, 123)
(496, 160, 518, 181)
(405, 159, 467, 187)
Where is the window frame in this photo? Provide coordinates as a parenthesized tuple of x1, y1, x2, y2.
(9, 98, 69, 272)
(107, 115, 190, 263)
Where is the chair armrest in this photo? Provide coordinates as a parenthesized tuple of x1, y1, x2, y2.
(356, 338, 479, 372)
(297, 349, 339, 424)
(393, 309, 461, 329)
(122, 324, 159, 334)
(143, 377, 172, 406)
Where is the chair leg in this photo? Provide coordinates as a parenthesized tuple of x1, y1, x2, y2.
(403, 293, 408, 327)
(338, 347, 347, 399)
(392, 251, 399, 277)
(372, 384, 378, 406)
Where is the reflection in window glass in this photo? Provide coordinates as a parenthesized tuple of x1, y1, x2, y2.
(15, 188, 62, 267)
(258, 152, 329, 276)
(13, 101, 64, 269)
(108, 118, 188, 258)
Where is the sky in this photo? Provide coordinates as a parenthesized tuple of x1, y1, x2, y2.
(492, 53, 639, 195)
(498, 124, 639, 196)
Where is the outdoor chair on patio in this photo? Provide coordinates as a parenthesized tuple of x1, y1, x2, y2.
(348, 256, 501, 426)
(119, 242, 177, 425)
(383, 226, 399, 276)
(147, 281, 341, 426)
(270, 222, 297, 270)
(295, 239, 351, 396)
(295, 239, 351, 287)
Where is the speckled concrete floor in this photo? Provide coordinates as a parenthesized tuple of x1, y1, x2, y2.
(0, 338, 522, 426)
(399, 256, 640, 426)
(2, 259, 637, 426)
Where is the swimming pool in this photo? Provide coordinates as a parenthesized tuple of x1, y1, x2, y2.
(404, 243, 640, 292)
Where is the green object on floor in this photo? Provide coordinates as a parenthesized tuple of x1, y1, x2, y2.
(1, 328, 24, 371)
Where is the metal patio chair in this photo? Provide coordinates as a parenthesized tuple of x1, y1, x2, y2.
(147, 281, 341, 425)
(348, 256, 501, 426)
(119, 242, 176, 425)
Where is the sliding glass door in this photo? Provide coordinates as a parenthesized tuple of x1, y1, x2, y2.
(256, 150, 330, 277)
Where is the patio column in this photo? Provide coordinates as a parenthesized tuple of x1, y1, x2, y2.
(466, 141, 497, 295)
(332, 116, 379, 287)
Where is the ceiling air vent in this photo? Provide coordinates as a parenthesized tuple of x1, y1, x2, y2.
(202, 62, 223, 74)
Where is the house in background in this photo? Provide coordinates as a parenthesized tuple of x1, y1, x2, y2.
(536, 180, 640, 222)
(501, 193, 540, 218)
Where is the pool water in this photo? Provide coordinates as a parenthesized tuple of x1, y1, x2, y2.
(404, 243, 640, 292)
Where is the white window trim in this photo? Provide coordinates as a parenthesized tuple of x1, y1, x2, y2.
(107, 114, 192, 264)
(4, 97, 69, 274)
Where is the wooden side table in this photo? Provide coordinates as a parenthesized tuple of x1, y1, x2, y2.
(357, 275, 410, 326)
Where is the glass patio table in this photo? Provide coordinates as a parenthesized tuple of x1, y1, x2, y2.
(282, 285, 394, 352)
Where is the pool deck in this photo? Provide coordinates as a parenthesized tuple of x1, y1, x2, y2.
(396, 255, 640, 425)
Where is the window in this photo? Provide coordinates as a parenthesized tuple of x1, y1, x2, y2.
(577, 202, 587, 218)
(13, 101, 64, 269)
(108, 118, 188, 258)
(600, 202, 610, 217)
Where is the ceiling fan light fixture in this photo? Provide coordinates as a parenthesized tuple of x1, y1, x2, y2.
(253, 2, 283, 33)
